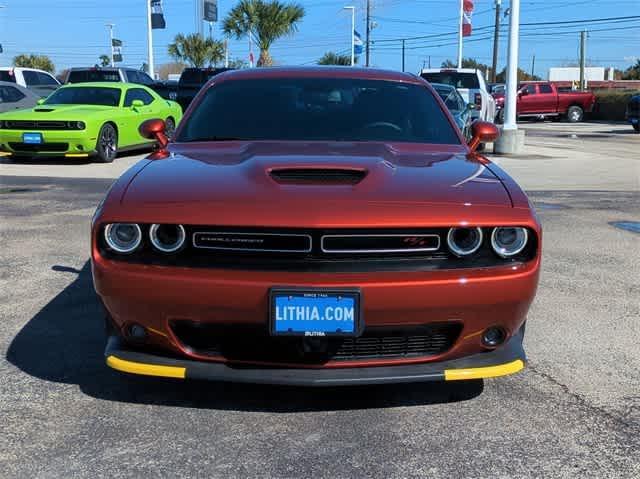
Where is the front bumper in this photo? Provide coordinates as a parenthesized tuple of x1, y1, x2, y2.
(105, 327, 526, 386)
(0, 129, 96, 157)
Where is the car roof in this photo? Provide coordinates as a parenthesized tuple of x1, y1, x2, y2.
(58, 81, 136, 89)
(212, 66, 423, 84)
(0, 67, 52, 74)
(421, 68, 480, 74)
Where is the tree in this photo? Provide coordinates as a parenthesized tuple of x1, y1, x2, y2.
(99, 55, 110, 67)
(496, 68, 542, 83)
(168, 33, 225, 68)
(318, 52, 352, 66)
(441, 58, 489, 72)
(13, 54, 55, 73)
(621, 60, 640, 80)
(223, 0, 304, 67)
(227, 58, 249, 69)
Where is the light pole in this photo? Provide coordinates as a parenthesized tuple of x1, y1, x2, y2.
(146, 0, 155, 79)
(106, 23, 115, 67)
(343, 6, 355, 66)
(457, 0, 464, 68)
(503, 0, 520, 131)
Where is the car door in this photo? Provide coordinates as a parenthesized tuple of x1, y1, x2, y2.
(536, 83, 557, 114)
(121, 87, 157, 146)
(517, 84, 538, 115)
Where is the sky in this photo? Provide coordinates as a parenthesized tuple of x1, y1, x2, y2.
(0, 0, 638, 78)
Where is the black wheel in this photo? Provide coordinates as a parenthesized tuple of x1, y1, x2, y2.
(95, 123, 118, 163)
(566, 105, 584, 123)
(164, 117, 176, 139)
(633, 123, 640, 133)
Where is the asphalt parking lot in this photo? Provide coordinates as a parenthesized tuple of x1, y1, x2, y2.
(1, 121, 638, 478)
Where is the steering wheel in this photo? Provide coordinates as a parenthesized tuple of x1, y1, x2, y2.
(359, 121, 402, 133)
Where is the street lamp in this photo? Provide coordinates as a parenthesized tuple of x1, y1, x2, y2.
(343, 6, 355, 66)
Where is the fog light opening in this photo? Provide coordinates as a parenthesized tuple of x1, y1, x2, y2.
(482, 327, 506, 348)
(128, 324, 148, 340)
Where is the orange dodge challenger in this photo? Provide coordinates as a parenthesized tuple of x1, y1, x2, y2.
(92, 67, 541, 386)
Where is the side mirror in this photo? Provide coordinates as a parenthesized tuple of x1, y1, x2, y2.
(468, 121, 499, 152)
(36, 98, 45, 105)
(131, 99, 145, 108)
(139, 118, 168, 149)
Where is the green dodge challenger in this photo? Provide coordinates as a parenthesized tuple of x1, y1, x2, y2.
(0, 82, 182, 162)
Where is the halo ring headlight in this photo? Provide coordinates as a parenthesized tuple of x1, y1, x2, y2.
(149, 224, 186, 253)
(104, 223, 142, 254)
(447, 227, 483, 257)
(491, 227, 528, 258)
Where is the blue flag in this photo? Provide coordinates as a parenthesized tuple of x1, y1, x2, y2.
(354, 30, 364, 55)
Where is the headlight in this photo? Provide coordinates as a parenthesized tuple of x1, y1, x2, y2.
(149, 224, 186, 253)
(67, 121, 86, 130)
(447, 227, 483, 257)
(491, 227, 528, 258)
(104, 223, 142, 254)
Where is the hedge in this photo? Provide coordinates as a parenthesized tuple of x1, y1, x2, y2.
(592, 90, 640, 121)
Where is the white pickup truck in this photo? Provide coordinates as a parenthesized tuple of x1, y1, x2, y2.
(420, 68, 496, 123)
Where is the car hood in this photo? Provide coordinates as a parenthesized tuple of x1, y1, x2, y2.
(0, 104, 112, 119)
(119, 142, 513, 227)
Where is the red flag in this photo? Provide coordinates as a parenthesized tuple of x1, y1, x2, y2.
(462, 0, 474, 37)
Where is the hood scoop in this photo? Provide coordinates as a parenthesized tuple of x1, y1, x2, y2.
(33, 108, 55, 112)
(269, 168, 368, 185)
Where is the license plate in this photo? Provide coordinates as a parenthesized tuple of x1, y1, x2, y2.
(270, 289, 360, 337)
(23, 132, 43, 144)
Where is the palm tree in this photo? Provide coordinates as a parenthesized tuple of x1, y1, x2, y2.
(168, 33, 225, 68)
(223, 0, 304, 67)
(318, 52, 351, 66)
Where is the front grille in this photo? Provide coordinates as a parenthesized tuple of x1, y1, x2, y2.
(193, 232, 312, 253)
(4, 120, 68, 130)
(270, 168, 367, 184)
(170, 321, 461, 364)
(8, 142, 69, 152)
(101, 225, 538, 272)
(321, 234, 440, 253)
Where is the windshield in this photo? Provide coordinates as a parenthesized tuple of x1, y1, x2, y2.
(421, 72, 480, 89)
(177, 78, 459, 144)
(67, 70, 120, 83)
(433, 86, 464, 112)
(44, 87, 121, 106)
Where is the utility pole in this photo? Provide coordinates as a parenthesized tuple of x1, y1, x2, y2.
(146, 0, 154, 78)
(503, 0, 520, 132)
(579, 30, 587, 91)
(530, 54, 535, 79)
(224, 39, 229, 68)
(365, 0, 371, 67)
(491, 0, 501, 83)
(457, 0, 464, 68)
(106, 23, 115, 67)
(401, 39, 405, 72)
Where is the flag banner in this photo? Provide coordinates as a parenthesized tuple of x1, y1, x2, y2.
(151, 0, 166, 29)
(462, 0, 474, 37)
(112, 38, 122, 47)
(113, 46, 123, 63)
(354, 30, 364, 55)
(204, 0, 218, 22)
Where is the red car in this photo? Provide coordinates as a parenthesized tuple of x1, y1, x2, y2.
(494, 81, 595, 123)
(92, 67, 541, 386)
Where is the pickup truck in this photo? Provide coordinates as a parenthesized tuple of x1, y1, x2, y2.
(176, 67, 233, 111)
(63, 67, 178, 101)
(493, 82, 596, 123)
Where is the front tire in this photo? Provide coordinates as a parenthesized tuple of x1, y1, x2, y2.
(566, 105, 584, 123)
(95, 124, 118, 163)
